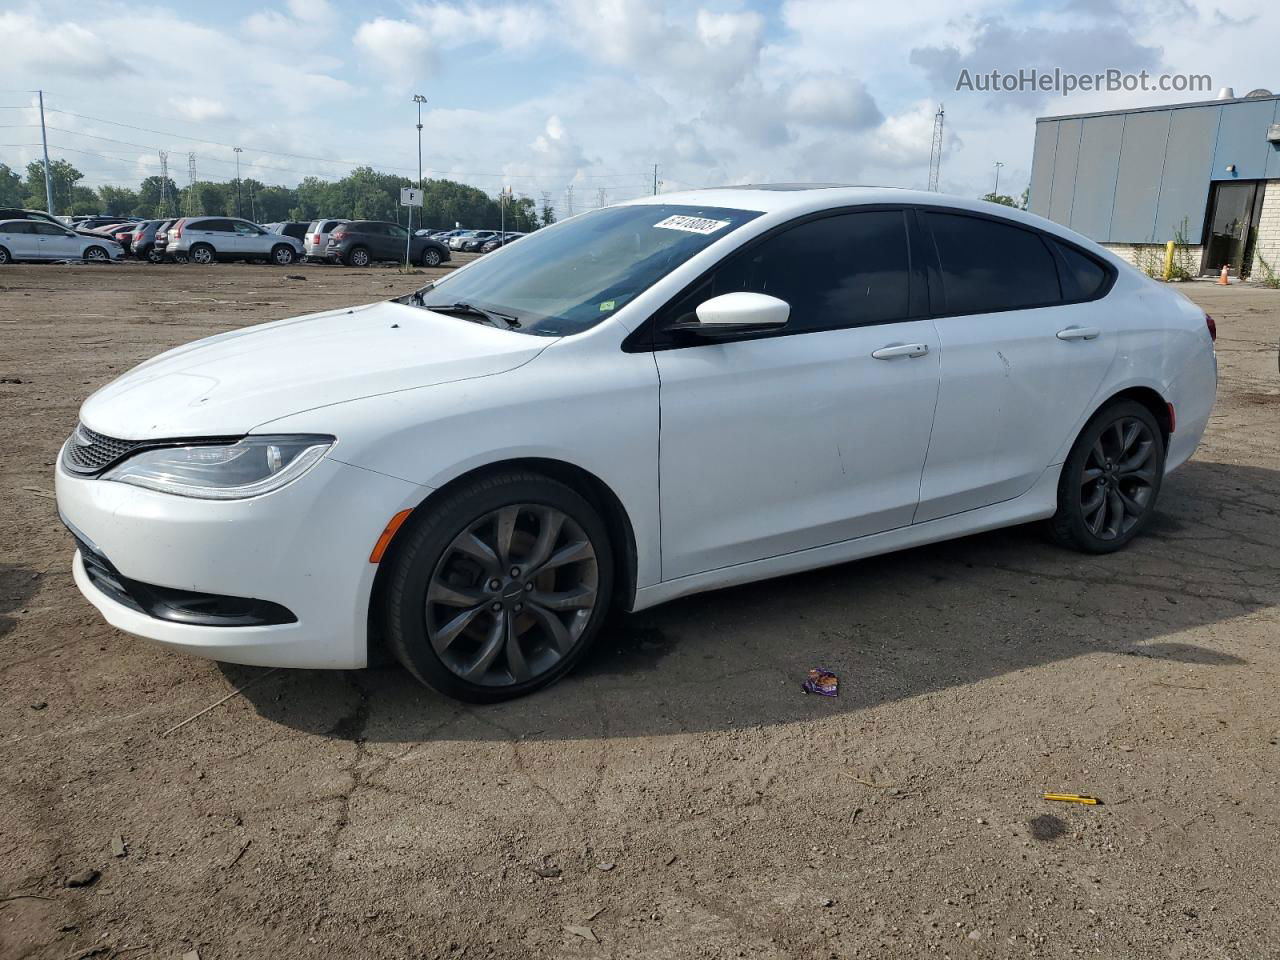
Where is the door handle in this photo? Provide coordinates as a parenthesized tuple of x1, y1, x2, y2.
(871, 343, 930, 360)
(1056, 326, 1101, 341)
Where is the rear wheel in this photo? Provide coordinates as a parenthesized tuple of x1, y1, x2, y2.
(0, 246, 10, 265)
(382, 471, 614, 702)
(1048, 399, 1165, 553)
(189, 243, 215, 265)
(83, 246, 109, 262)
(345, 246, 371, 267)
(420, 247, 442, 267)
(270, 244, 295, 266)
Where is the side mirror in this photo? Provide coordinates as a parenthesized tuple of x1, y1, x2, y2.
(668, 292, 790, 339)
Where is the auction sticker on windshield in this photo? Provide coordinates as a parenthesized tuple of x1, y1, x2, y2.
(653, 215, 731, 235)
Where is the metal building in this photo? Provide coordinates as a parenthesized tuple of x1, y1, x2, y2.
(1028, 92, 1280, 279)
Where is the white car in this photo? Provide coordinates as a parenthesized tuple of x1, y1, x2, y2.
(0, 219, 122, 263)
(56, 186, 1217, 701)
(305, 218, 349, 260)
(165, 216, 303, 265)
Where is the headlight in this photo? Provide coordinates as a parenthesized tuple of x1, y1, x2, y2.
(103, 435, 333, 500)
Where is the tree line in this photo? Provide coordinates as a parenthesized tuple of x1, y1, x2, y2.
(0, 158, 555, 232)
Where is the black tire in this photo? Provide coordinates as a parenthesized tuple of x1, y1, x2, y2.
(0, 245, 10, 265)
(382, 471, 614, 703)
(189, 243, 215, 265)
(345, 246, 371, 267)
(1048, 399, 1165, 553)
(143, 245, 161, 263)
(83, 246, 109, 262)
(270, 244, 295, 266)
(420, 247, 442, 267)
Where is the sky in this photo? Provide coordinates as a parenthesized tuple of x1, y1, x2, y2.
(0, 0, 1275, 210)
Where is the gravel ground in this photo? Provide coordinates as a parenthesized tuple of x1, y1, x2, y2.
(1, 263, 1278, 960)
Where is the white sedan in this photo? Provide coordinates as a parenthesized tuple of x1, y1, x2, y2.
(0, 219, 122, 263)
(56, 186, 1217, 701)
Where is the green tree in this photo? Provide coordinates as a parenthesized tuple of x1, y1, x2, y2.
(982, 192, 1019, 207)
(67, 186, 101, 216)
(540, 195, 556, 227)
(0, 163, 23, 207)
(98, 185, 140, 216)
(135, 175, 180, 217)
(24, 158, 87, 213)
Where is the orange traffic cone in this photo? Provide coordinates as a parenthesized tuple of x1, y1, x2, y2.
(1218, 264, 1230, 285)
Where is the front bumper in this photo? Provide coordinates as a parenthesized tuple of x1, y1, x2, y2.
(56, 455, 428, 669)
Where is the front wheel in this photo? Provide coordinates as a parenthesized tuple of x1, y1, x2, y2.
(1048, 400, 1165, 553)
(189, 243, 215, 265)
(0, 246, 10, 265)
(421, 247, 442, 267)
(270, 244, 295, 266)
(83, 246, 109, 262)
(382, 472, 614, 702)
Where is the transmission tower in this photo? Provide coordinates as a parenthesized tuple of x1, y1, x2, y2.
(185, 153, 199, 215)
(564, 184, 574, 218)
(596, 187, 607, 208)
(927, 105, 944, 192)
(157, 151, 170, 216)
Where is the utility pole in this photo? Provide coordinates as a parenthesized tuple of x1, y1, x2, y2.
(234, 147, 243, 218)
(413, 94, 427, 191)
(38, 90, 54, 215)
(596, 187, 607, 208)
(652, 164, 659, 196)
(157, 151, 170, 216)
(993, 160, 1003, 196)
(186, 153, 198, 216)
(927, 105, 944, 192)
(565, 184, 574, 218)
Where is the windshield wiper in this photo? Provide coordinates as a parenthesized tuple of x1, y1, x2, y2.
(423, 301, 521, 328)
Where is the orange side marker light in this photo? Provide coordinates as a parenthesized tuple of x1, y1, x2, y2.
(369, 509, 413, 563)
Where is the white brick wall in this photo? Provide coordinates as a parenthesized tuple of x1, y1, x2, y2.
(1102, 242, 1204, 278)
(1251, 179, 1280, 282)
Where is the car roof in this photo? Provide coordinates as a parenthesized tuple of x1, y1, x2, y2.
(616, 184, 1095, 243)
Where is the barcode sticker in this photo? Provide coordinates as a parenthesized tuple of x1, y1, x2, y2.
(653, 215, 731, 235)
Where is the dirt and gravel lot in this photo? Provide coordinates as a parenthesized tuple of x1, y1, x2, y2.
(1, 262, 1278, 960)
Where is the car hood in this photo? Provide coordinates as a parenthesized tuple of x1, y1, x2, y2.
(80, 301, 551, 440)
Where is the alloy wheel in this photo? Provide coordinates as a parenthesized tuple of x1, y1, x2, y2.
(84, 247, 108, 261)
(425, 504, 599, 687)
(191, 246, 213, 265)
(1079, 416, 1157, 541)
(274, 247, 293, 265)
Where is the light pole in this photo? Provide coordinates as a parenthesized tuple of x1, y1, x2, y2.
(413, 95, 427, 190)
(234, 147, 243, 218)
(993, 160, 1004, 197)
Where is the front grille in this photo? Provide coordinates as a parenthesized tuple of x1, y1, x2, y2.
(62, 423, 145, 476)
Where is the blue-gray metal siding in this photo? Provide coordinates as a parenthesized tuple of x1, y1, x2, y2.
(1110, 110, 1170, 243)
(1069, 113, 1124, 239)
(1030, 96, 1280, 244)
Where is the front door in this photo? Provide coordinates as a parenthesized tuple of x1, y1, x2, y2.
(655, 209, 941, 581)
(32, 222, 82, 259)
(1201, 180, 1265, 278)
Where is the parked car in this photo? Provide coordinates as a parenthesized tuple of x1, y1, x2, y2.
(479, 232, 525, 253)
(449, 230, 498, 251)
(1, 209, 135, 243)
(165, 217, 304, 265)
(76, 216, 136, 231)
(428, 229, 470, 245)
(108, 224, 139, 253)
(53, 187, 1217, 702)
(149, 219, 179, 261)
(129, 220, 169, 262)
(325, 220, 450, 267)
(267, 221, 311, 243)
(304, 218, 349, 260)
(0, 219, 122, 263)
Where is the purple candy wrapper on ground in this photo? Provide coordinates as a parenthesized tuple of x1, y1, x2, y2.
(802, 667, 839, 697)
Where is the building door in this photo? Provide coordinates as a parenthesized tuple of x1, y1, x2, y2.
(1201, 181, 1265, 278)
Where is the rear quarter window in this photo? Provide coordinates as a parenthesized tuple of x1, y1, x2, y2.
(1053, 240, 1110, 301)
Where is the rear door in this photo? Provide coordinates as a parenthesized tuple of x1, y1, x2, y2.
(655, 209, 942, 579)
(914, 209, 1119, 521)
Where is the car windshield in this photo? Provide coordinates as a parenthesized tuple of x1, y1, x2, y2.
(416, 204, 761, 336)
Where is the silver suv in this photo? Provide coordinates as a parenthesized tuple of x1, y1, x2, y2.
(166, 217, 304, 265)
(305, 218, 349, 260)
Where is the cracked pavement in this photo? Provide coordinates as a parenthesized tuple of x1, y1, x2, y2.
(1, 266, 1278, 958)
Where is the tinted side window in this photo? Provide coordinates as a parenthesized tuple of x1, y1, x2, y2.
(196, 219, 233, 233)
(669, 210, 912, 334)
(32, 222, 65, 235)
(927, 212, 1061, 314)
(3, 222, 33, 234)
(1053, 240, 1108, 300)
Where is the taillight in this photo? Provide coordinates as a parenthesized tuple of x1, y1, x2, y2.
(175, 218, 186, 238)
(1204, 313, 1216, 342)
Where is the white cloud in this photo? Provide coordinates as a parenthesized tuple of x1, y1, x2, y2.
(0, 12, 133, 77)
(410, 1, 550, 50)
(354, 17, 434, 84)
(168, 97, 234, 123)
